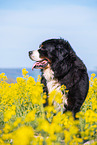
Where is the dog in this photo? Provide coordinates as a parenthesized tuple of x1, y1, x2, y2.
(29, 38, 89, 118)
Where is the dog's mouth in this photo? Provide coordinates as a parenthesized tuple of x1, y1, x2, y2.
(32, 59, 49, 70)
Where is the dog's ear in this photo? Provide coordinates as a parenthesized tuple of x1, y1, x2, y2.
(51, 58, 72, 78)
(51, 41, 76, 78)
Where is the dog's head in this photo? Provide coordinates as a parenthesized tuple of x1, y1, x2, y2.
(29, 39, 76, 76)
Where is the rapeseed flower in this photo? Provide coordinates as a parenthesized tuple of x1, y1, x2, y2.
(0, 69, 97, 144)
(13, 126, 34, 145)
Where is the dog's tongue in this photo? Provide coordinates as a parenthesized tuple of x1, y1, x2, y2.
(32, 59, 48, 70)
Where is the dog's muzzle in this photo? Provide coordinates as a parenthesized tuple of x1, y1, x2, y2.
(29, 50, 49, 70)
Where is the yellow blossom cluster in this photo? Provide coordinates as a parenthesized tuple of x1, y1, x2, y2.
(0, 68, 97, 145)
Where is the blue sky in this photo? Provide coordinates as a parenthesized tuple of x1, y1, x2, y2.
(0, 0, 97, 70)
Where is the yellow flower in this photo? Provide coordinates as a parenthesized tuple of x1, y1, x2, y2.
(91, 73, 96, 78)
(4, 109, 16, 122)
(16, 77, 25, 84)
(22, 68, 28, 78)
(3, 123, 11, 133)
(37, 118, 50, 133)
(33, 134, 43, 145)
(2, 133, 12, 140)
(13, 118, 22, 127)
(49, 90, 63, 105)
(0, 69, 97, 145)
(24, 110, 35, 122)
(0, 73, 7, 81)
(0, 138, 4, 144)
(13, 126, 34, 145)
(0, 130, 2, 134)
(64, 130, 71, 144)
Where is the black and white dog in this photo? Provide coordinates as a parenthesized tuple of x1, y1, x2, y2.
(29, 38, 89, 118)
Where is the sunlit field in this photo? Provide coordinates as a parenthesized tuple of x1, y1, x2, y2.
(0, 68, 97, 145)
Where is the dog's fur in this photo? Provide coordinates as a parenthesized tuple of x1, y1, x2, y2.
(29, 38, 89, 118)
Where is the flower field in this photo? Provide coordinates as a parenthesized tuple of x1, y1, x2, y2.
(0, 68, 97, 145)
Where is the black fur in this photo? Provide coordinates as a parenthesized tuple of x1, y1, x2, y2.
(39, 39, 89, 118)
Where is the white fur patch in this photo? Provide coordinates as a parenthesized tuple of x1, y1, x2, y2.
(43, 65, 61, 93)
(43, 66, 68, 111)
(30, 50, 42, 61)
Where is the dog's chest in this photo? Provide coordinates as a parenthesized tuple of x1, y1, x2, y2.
(43, 67, 61, 93)
(43, 67, 68, 111)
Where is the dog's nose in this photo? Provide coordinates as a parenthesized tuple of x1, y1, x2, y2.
(29, 51, 33, 56)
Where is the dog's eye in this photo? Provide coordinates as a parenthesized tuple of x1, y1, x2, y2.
(38, 48, 45, 52)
